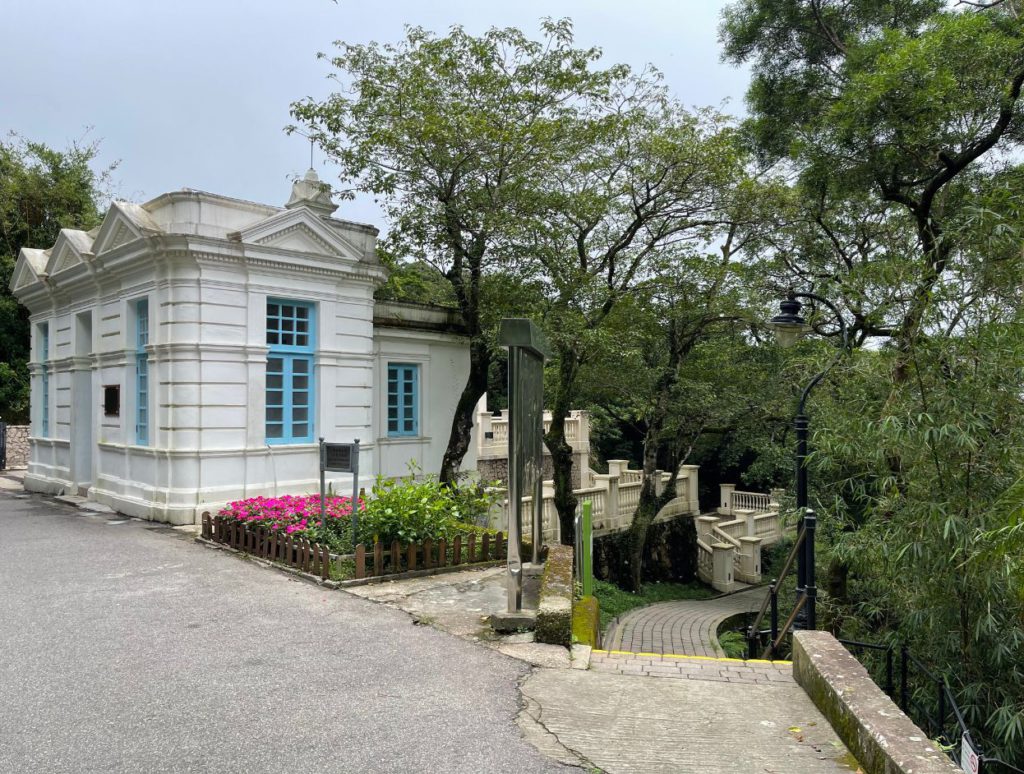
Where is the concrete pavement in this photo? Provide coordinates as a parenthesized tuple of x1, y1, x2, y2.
(0, 491, 569, 774)
(519, 664, 859, 773)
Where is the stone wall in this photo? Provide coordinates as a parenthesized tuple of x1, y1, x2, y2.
(3, 425, 29, 469)
(791, 631, 960, 774)
(478, 456, 588, 490)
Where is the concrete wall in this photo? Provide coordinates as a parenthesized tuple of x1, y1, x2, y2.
(3, 425, 30, 468)
(791, 631, 960, 774)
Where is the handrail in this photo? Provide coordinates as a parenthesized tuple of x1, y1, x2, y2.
(748, 525, 805, 637)
(762, 592, 807, 659)
(711, 525, 741, 548)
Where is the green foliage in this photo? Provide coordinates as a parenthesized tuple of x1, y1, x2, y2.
(358, 467, 499, 545)
(718, 630, 748, 660)
(594, 579, 713, 631)
(0, 135, 111, 422)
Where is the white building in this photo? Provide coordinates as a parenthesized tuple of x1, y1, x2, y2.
(9, 171, 473, 524)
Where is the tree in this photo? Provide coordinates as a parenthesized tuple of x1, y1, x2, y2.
(0, 136, 110, 423)
(529, 101, 745, 544)
(722, 0, 1024, 374)
(721, 2, 1024, 758)
(290, 20, 629, 483)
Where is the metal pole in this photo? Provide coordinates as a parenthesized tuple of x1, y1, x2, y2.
(885, 648, 895, 698)
(532, 470, 543, 565)
(581, 500, 593, 597)
(794, 413, 809, 613)
(770, 582, 779, 659)
(351, 439, 360, 550)
(804, 509, 817, 630)
(507, 349, 523, 612)
(900, 645, 909, 712)
(319, 437, 326, 532)
(937, 679, 946, 740)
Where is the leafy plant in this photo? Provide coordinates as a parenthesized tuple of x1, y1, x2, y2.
(718, 630, 747, 660)
(358, 468, 500, 545)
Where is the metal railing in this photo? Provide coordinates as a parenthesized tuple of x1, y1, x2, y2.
(746, 523, 806, 659)
(0, 420, 6, 470)
(837, 639, 1024, 774)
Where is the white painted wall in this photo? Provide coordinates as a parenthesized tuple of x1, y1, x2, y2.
(12, 187, 471, 525)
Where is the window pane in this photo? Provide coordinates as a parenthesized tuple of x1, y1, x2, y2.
(293, 375, 308, 391)
(388, 418, 398, 432)
(293, 359, 308, 374)
(295, 333, 308, 347)
(267, 374, 283, 390)
(267, 331, 279, 345)
(281, 333, 294, 346)
(293, 407, 308, 422)
(282, 318, 293, 332)
(268, 357, 284, 372)
(268, 303, 279, 317)
(292, 422, 307, 438)
(296, 320, 308, 333)
(297, 306, 308, 320)
(266, 407, 283, 422)
(267, 423, 283, 439)
(267, 390, 284, 407)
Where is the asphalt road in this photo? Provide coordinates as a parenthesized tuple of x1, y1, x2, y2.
(0, 492, 568, 774)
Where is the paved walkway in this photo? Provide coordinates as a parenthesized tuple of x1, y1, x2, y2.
(605, 586, 765, 657)
(520, 657, 858, 773)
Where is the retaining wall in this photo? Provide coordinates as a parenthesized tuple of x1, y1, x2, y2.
(792, 631, 960, 774)
(4, 425, 29, 469)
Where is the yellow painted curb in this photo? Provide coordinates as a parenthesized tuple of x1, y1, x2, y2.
(592, 649, 792, 666)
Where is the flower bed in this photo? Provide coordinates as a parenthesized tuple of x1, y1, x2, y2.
(218, 494, 361, 552)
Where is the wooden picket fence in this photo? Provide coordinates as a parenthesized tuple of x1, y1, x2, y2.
(354, 531, 505, 579)
(202, 512, 332, 581)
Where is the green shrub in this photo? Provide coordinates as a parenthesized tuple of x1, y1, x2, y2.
(358, 468, 499, 545)
(718, 630, 747, 659)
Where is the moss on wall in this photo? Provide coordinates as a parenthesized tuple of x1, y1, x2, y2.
(536, 544, 573, 647)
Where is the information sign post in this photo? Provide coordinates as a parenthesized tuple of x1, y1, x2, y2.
(319, 438, 361, 549)
(498, 318, 550, 613)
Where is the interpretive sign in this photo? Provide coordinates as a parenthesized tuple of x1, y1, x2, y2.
(960, 734, 980, 774)
(498, 318, 550, 612)
(319, 438, 360, 548)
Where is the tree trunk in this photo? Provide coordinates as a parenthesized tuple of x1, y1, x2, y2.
(439, 336, 490, 484)
(545, 347, 580, 546)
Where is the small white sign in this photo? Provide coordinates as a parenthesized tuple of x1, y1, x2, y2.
(960, 733, 980, 774)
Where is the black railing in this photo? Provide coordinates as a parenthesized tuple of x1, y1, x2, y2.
(746, 521, 806, 659)
(833, 638, 1023, 773)
(0, 420, 6, 470)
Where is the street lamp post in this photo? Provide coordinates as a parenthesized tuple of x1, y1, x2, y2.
(768, 293, 849, 630)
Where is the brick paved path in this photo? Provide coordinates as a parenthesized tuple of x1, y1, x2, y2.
(589, 649, 793, 685)
(604, 587, 765, 657)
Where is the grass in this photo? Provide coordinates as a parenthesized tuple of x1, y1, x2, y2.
(594, 579, 714, 630)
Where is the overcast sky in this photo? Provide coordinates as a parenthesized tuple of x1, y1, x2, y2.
(2, 0, 749, 228)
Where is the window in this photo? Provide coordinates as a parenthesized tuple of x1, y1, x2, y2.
(135, 298, 149, 444)
(266, 300, 314, 443)
(387, 363, 419, 437)
(39, 322, 49, 437)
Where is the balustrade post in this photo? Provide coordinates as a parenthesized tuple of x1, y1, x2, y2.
(719, 483, 736, 516)
(696, 516, 718, 542)
(738, 536, 762, 583)
(711, 542, 735, 592)
(682, 465, 700, 514)
(654, 469, 665, 498)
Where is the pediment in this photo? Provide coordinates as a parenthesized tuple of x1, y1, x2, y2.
(91, 202, 163, 256)
(10, 249, 47, 294)
(46, 230, 93, 275)
(236, 207, 360, 261)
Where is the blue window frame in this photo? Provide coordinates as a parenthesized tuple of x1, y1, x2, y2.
(266, 300, 314, 443)
(135, 299, 149, 445)
(387, 363, 419, 437)
(40, 322, 49, 437)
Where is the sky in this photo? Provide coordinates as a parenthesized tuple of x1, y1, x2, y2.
(2, 0, 749, 229)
